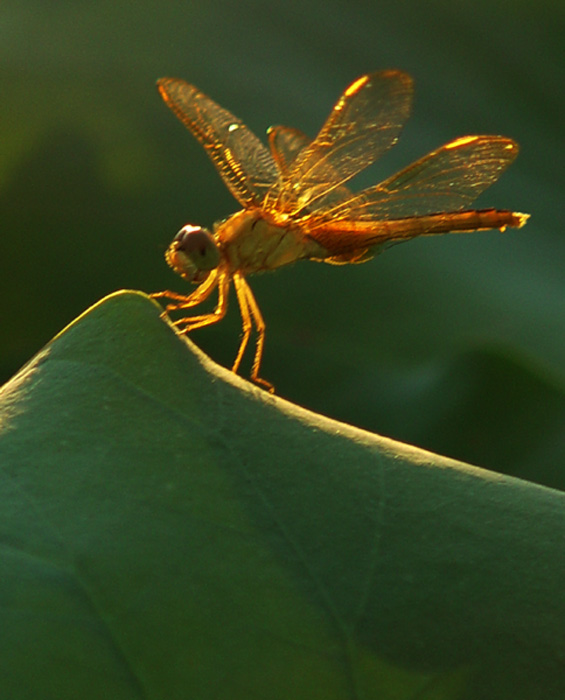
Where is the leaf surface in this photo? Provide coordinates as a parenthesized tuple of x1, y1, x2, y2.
(0, 291, 564, 699)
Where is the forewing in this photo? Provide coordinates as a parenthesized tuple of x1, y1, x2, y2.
(158, 78, 279, 208)
(264, 70, 413, 216)
(315, 135, 520, 224)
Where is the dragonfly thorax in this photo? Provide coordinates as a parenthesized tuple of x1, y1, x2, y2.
(165, 224, 221, 284)
(215, 208, 327, 275)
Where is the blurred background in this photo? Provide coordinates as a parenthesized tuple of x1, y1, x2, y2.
(1, 0, 563, 485)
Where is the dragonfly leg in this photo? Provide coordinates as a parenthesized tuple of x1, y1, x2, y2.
(172, 270, 229, 332)
(150, 269, 219, 315)
(233, 273, 274, 393)
(231, 273, 253, 375)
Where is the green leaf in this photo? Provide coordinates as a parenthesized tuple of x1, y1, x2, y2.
(1, 291, 564, 700)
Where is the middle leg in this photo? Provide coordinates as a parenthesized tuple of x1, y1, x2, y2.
(233, 274, 274, 392)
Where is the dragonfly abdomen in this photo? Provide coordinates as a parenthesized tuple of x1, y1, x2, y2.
(312, 208, 528, 253)
(388, 208, 529, 238)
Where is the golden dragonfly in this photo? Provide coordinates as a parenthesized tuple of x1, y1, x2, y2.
(152, 70, 528, 392)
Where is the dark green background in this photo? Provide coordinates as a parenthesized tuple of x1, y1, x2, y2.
(1, 0, 563, 480)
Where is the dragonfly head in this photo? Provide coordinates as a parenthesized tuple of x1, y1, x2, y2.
(165, 224, 221, 283)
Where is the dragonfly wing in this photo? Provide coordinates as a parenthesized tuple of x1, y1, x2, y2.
(267, 125, 310, 175)
(264, 70, 413, 216)
(268, 125, 354, 208)
(316, 135, 520, 223)
(158, 78, 279, 208)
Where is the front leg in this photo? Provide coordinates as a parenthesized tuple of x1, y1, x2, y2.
(172, 271, 230, 333)
(150, 269, 219, 316)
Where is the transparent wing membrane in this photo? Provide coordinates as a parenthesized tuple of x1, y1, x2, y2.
(158, 78, 279, 208)
(312, 135, 520, 225)
(264, 70, 413, 215)
(267, 125, 310, 176)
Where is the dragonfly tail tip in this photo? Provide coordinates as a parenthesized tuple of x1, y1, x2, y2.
(514, 212, 530, 228)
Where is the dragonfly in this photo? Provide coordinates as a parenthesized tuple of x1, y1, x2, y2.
(152, 70, 528, 392)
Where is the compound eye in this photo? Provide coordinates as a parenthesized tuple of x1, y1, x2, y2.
(175, 225, 220, 271)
